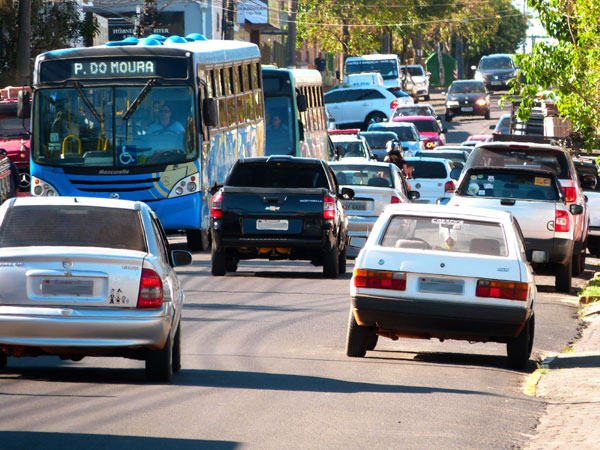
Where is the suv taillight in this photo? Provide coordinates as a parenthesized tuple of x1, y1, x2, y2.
(354, 269, 406, 290)
(390, 100, 399, 110)
(555, 209, 569, 232)
(323, 195, 336, 220)
(391, 196, 401, 204)
(211, 191, 223, 218)
(137, 269, 164, 308)
(444, 180, 455, 193)
(476, 279, 528, 301)
(562, 186, 576, 203)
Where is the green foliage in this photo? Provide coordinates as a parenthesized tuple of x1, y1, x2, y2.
(511, 0, 600, 151)
(0, 0, 88, 86)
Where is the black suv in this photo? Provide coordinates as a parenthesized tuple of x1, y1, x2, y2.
(474, 54, 518, 91)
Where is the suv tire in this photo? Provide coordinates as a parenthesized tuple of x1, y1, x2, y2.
(323, 242, 339, 278)
(211, 246, 227, 276)
(364, 112, 387, 130)
(555, 259, 572, 293)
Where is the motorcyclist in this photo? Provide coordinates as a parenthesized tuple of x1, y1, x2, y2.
(384, 140, 412, 179)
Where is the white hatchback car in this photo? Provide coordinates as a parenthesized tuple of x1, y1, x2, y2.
(404, 156, 456, 203)
(0, 196, 192, 381)
(347, 203, 537, 370)
(324, 85, 413, 130)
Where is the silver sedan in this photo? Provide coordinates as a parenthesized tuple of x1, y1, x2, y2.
(0, 196, 192, 381)
(330, 161, 418, 256)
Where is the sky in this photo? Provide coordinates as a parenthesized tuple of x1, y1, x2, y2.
(513, 0, 552, 53)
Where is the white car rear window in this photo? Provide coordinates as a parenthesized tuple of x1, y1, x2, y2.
(380, 215, 507, 256)
(0, 205, 147, 251)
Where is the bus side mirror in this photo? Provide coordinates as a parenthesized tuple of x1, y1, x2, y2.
(17, 90, 31, 119)
(297, 93, 307, 112)
(202, 98, 218, 127)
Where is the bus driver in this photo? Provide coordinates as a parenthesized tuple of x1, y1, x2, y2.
(147, 104, 185, 136)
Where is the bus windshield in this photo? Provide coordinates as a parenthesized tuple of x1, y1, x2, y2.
(345, 59, 398, 80)
(34, 85, 197, 167)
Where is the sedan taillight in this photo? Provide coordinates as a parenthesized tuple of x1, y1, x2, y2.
(354, 269, 406, 290)
(137, 269, 164, 308)
(211, 191, 223, 218)
(391, 196, 401, 204)
(476, 279, 528, 301)
(323, 195, 336, 220)
(555, 209, 569, 232)
(390, 100, 399, 110)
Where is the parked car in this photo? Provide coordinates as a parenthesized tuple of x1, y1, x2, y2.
(400, 64, 431, 100)
(462, 141, 590, 276)
(330, 160, 418, 256)
(448, 167, 582, 292)
(359, 131, 399, 161)
(329, 131, 376, 161)
(445, 80, 491, 121)
(392, 115, 447, 149)
(404, 156, 456, 203)
(346, 203, 537, 370)
(413, 149, 469, 169)
(366, 121, 422, 156)
(574, 159, 600, 257)
(324, 85, 413, 130)
(473, 53, 518, 91)
(491, 113, 511, 135)
(0, 196, 192, 381)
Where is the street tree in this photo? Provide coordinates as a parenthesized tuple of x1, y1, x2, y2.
(510, 0, 600, 151)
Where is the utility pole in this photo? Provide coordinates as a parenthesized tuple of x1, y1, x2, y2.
(286, 0, 297, 67)
(15, 0, 31, 86)
(135, 0, 157, 38)
(455, 32, 464, 79)
(224, 0, 235, 40)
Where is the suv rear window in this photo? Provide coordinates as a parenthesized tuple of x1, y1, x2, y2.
(466, 147, 570, 179)
(458, 171, 560, 200)
(0, 206, 146, 250)
(409, 161, 448, 179)
(227, 163, 328, 189)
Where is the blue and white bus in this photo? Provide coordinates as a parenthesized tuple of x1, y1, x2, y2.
(262, 67, 330, 159)
(27, 35, 264, 250)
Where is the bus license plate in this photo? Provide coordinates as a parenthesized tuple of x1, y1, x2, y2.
(42, 279, 94, 296)
(256, 219, 289, 231)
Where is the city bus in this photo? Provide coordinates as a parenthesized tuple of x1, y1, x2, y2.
(262, 67, 330, 159)
(25, 35, 265, 251)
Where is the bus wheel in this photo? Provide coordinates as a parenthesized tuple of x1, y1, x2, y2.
(186, 230, 204, 252)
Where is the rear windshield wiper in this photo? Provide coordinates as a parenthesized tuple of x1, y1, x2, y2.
(122, 79, 156, 122)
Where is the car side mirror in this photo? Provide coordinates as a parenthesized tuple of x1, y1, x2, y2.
(408, 191, 420, 201)
(450, 168, 462, 180)
(170, 249, 193, 267)
(203, 98, 218, 127)
(341, 186, 355, 199)
(17, 90, 31, 119)
(349, 236, 367, 250)
(570, 204, 584, 215)
(297, 93, 307, 112)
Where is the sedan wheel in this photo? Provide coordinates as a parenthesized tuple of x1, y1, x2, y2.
(172, 323, 181, 373)
(146, 331, 174, 382)
(507, 314, 535, 371)
(346, 309, 369, 357)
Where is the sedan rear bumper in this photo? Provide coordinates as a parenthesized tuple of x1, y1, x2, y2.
(352, 295, 531, 341)
(0, 304, 174, 354)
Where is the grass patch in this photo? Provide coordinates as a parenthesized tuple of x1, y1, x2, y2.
(578, 282, 600, 298)
(563, 345, 576, 353)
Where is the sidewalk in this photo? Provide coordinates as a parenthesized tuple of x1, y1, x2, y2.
(524, 301, 600, 450)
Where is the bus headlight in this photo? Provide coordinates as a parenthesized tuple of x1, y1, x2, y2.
(168, 173, 201, 198)
(32, 177, 59, 196)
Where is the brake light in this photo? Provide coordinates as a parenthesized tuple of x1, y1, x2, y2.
(323, 195, 336, 220)
(444, 180, 455, 193)
(476, 279, 528, 301)
(354, 269, 406, 290)
(211, 191, 223, 218)
(137, 269, 164, 308)
(391, 196, 401, 204)
(390, 100, 399, 110)
(555, 209, 569, 232)
(562, 186, 576, 203)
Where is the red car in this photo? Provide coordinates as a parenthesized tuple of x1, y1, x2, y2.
(0, 86, 31, 191)
(392, 115, 446, 149)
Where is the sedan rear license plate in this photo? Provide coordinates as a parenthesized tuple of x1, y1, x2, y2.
(491, 81, 502, 86)
(343, 200, 369, 211)
(42, 279, 94, 296)
(256, 219, 289, 231)
(461, 107, 473, 112)
(418, 277, 464, 295)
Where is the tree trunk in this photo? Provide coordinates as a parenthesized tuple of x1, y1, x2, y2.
(16, 0, 32, 86)
(286, 0, 297, 67)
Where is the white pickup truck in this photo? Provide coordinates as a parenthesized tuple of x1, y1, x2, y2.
(447, 166, 584, 292)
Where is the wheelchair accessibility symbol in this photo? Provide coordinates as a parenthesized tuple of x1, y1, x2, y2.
(118, 146, 137, 165)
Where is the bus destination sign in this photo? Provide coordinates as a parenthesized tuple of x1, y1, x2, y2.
(72, 60, 156, 77)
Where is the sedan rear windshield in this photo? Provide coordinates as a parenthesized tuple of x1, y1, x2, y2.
(380, 215, 507, 256)
(404, 119, 438, 133)
(0, 206, 147, 251)
(330, 165, 393, 187)
(227, 163, 329, 189)
(458, 171, 560, 200)
(466, 148, 570, 179)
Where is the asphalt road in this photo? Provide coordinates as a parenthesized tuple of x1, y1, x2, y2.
(0, 91, 590, 449)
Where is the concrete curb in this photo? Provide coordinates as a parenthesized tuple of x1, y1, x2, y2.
(523, 355, 556, 396)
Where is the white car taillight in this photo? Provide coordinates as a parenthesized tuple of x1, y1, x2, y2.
(137, 269, 164, 309)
